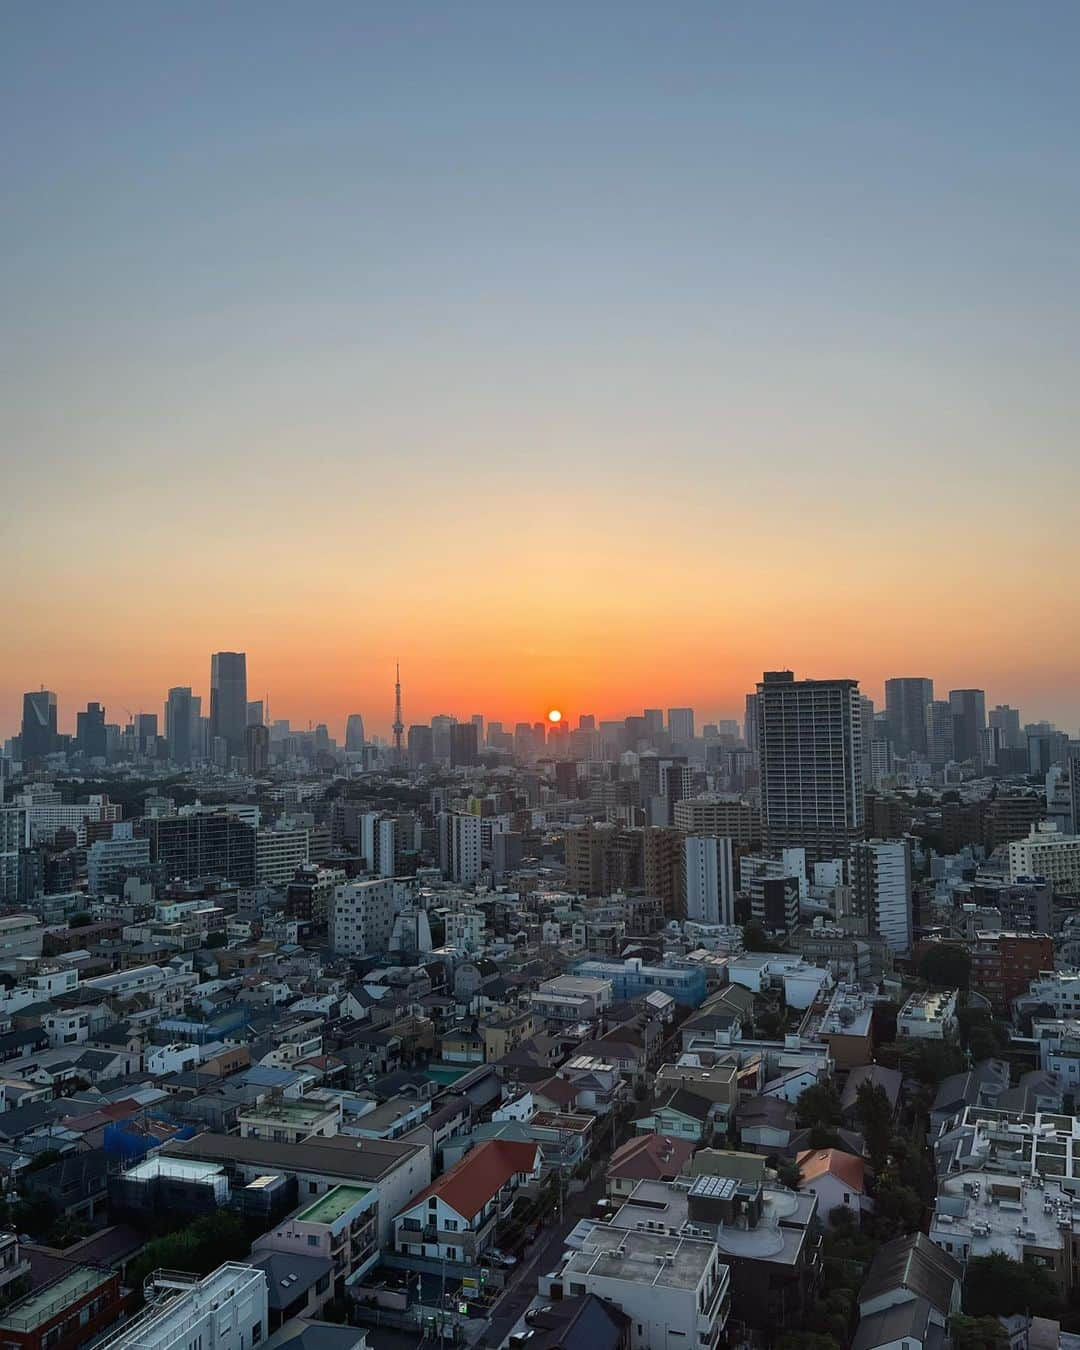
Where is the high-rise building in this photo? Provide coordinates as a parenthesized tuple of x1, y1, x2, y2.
(578, 714, 596, 732)
(0, 804, 27, 903)
(246, 700, 264, 727)
(756, 670, 864, 862)
(21, 690, 57, 762)
(673, 795, 760, 846)
(851, 839, 912, 955)
(450, 722, 479, 768)
(884, 677, 933, 757)
(407, 724, 433, 768)
(431, 714, 455, 765)
(949, 688, 986, 764)
(210, 652, 247, 762)
(858, 695, 876, 789)
(989, 704, 1023, 751)
(165, 687, 196, 766)
(76, 701, 107, 760)
(438, 812, 483, 884)
(246, 723, 269, 774)
(643, 709, 664, 736)
(345, 713, 366, 751)
(642, 826, 682, 917)
(668, 707, 695, 745)
(684, 835, 735, 926)
(743, 693, 759, 761)
(144, 810, 256, 886)
(924, 700, 954, 766)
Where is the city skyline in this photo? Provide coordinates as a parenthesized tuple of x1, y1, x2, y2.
(4, 5, 1080, 741)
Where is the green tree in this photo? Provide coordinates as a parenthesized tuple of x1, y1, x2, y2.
(949, 1315, 1009, 1350)
(25, 1149, 64, 1174)
(125, 1210, 250, 1300)
(868, 1176, 923, 1241)
(796, 1082, 842, 1132)
(918, 944, 971, 991)
(68, 913, 93, 928)
(963, 1253, 1064, 1319)
(775, 1334, 841, 1350)
(854, 1082, 893, 1172)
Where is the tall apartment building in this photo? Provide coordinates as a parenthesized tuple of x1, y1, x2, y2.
(564, 824, 643, 897)
(87, 826, 152, 895)
(756, 670, 864, 862)
(673, 795, 760, 846)
(948, 688, 986, 765)
(851, 839, 912, 955)
(968, 931, 1056, 1011)
(924, 700, 954, 766)
(330, 878, 406, 956)
(684, 835, 735, 926)
(0, 806, 27, 905)
(438, 812, 482, 885)
(741, 854, 800, 935)
(209, 652, 248, 761)
(642, 826, 682, 917)
(667, 707, 696, 745)
(884, 677, 933, 757)
(255, 823, 310, 885)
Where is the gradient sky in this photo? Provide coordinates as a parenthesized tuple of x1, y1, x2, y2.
(3, 2, 1079, 740)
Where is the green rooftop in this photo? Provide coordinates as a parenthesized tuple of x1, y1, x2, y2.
(296, 1184, 372, 1226)
(426, 1064, 471, 1084)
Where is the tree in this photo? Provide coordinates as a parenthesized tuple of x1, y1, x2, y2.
(796, 1082, 842, 1132)
(963, 1253, 1064, 1319)
(757, 1006, 786, 1039)
(854, 1082, 892, 1172)
(918, 944, 971, 991)
(125, 1210, 249, 1301)
(899, 1037, 967, 1089)
(949, 1316, 1009, 1350)
(68, 913, 93, 928)
(775, 1334, 841, 1350)
(25, 1149, 64, 1173)
(774, 1158, 802, 1191)
(872, 1001, 900, 1047)
(868, 1176, 923, 1241)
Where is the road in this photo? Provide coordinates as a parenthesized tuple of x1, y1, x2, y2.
(480, 1168, 607, 1347)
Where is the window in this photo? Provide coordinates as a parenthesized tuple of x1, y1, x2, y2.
(307, 1235, 319, 1247)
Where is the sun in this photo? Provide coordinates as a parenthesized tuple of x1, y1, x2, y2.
(548, 709, 563, 724)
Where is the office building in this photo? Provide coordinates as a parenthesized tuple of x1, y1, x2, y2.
(255, 824, 310, 886)
(165, 686, 196, 766)
(145, 810, 257, 886)
(75, 701, 107, 760)
(408, 724, 433, 768)
(245, 723, 269, 774)
(210, 651, 248, 761)
(924, 700, 955, 766)
(20, 690, 57, 762)
(884, 677, 932, 757)
(345, 713, 365, 750)
(431, 714, 455, 765)
(450, 722, 479, 767)
(851, 839, 912, 955)
(756, 671, 864, 862)
(245, 700, 265, 728)
(668, 707, 695, 745)
(948, 688, 986, 764)
(684, 835, 735, 926)
(989, 704, 1023, 750)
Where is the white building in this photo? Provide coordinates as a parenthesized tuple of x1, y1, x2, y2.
(684, 835, 735, 927)
(331, 878, 406, 957)
(87, 827, 151, 895)
(851, 839, 912, 955)
(1009, 823, 1080, 894)
(439, 813, 482, 885)
(897, 988, 959, 1041)
(96, 1264, 267, 1350)
(255, 823, 310, 885)
(0, 806, 27, 904)
(445, 910, 485, 952)
(544, 1226, 731, 1350)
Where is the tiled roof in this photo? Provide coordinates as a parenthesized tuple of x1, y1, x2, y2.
(606, 1134, 694, 1181)
(796, 1147, 866, 1194)
(397, 1139, 539, 1221)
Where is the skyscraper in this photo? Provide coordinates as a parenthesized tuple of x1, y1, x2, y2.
(21, 690, 57, 762)
(76, 702, 107, 760)
(924, 700, 954, 766)
(851, 839, 912, 954)
(949, 688, 986, 764)
(408, 725, 433, 768)
(450, 722, 479, 767)
(884, 677, 933, 756)
(166, 687, 196, 766)
(668, 707, 695, 745)
(246, 700, 265, 727)
(209, 652, 247, 762)
(743, 693, 759, 761)
(756, 670, 864, 862)
(246, 723, 270, 774)
(345, 714, 366, 751)
(989, 704, 1023, 751)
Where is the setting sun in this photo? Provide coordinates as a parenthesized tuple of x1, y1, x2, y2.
(548, 709, 562, 723)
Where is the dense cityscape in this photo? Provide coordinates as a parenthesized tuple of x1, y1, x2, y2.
(0, 660, 1079, 1350)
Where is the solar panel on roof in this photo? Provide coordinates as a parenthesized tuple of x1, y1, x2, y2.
(689, 1174, 737, 1200)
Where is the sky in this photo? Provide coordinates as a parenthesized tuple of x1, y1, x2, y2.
(3, 2, 1079, 740)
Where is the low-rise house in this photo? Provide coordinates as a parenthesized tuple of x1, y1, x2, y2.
(557, 1056, 624, 1114)
(736, 1096, 797, 1154)
(0, 1263, 123, 1350)
(897, 989, 959, 1041)
(393, 1138, 540, 1263)
(237, 1095, 342, 1143)
(606, 1134, 695, 1201)
(796, 1149, 869, 1225)
(634, 1088, 718, 1144)
(253, 1182, 380, 1290)
(655, 1061, 739, 1119)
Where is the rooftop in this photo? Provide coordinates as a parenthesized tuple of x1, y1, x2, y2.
(295, 1184, 373, 1226)
(934, 1170, 1080, 1259)
(0, 1266, 111, 1332)
(165, 1131, 423, 1183)
(562, 1226, 722, 1292)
